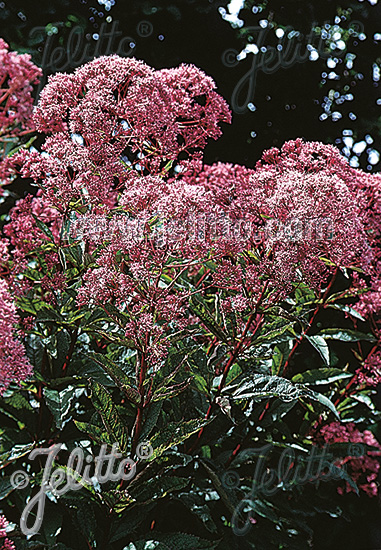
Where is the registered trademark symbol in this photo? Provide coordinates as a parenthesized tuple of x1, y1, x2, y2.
(136, 21, 153, 38)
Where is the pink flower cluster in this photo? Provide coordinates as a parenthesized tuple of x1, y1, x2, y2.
(181, 139, 370, 290)
(0, 515, 15, 550)
(0, 39, 41, 189)
(1, 192, 63, 301)
(2, 55, 379, 368)
(318, 422, 381, 497)
(0, 39, 41, 139)
(14, 55, 230, 210)
(355, 351, 381, 387)
(2, 54, 379, 381)
(345, 169, 381, 323)
(0, 279, 32, 395)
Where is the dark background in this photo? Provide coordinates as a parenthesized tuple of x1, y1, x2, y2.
(1, 0, 380, 170)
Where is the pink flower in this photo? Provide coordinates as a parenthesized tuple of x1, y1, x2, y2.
(0, 39, 41, 189)
(355, 351, 381, 387)
(0, 278, 33, 395)
(23, 55, 230, 209)
(0, 515, 15, 550)
(317, 421, 381, 497)
(6, 51, 380, 378)
(0, 39, 41, 139)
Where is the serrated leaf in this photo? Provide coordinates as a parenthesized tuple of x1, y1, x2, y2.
(148, 419, 211, 461)
(90, 381, 129, 452)
(305, 335, 330, 365)
(88, 353, 140, 404)
(292, 368, 353, 386)
(225, 374, 339, 418)
(3, 393, 33, 411)
(252, 323, 294, 345)
(103, 489, 135, 513)
(44, 386, 76, 430)
(189, 297, 230, 344)
(74, 421, 113, 446)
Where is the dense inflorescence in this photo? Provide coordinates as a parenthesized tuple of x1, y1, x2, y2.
(14, 55, 230, 210)
(0, 39, 41, 190)
(0, 515, 15, 550)
(0, 39, 41, 139)
(355, 351, 381, 388)
(0, 278, 32, 395)
(318, 422, 381, 497)
(180, 139, 374, 292)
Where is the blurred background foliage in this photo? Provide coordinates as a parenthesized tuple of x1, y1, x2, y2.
(0, 0, 380, 171)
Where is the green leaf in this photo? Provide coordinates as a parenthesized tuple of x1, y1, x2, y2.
(130, 476, 189, 502)
(62, 243, 85, 268)
(0, 443, 35, 470)
(42, 334, 58, 359)
(192, 373, 209, 394)
(305, 335, 330, 365)
(152, 378, 191, 402)
(157, 532, 219, 549)
(326, 304, 366, 322)
(148, 419, 211, 461)
(294, 284, 317, 303)
(292, 368, 353, 386)
(43, 386, 76, 430)
(17, 295, 51, 316)
(3, 393, 33, 411)
(176, 492, 218, 533)
(103, 490, 135, 513)
(252, 323, 294, 345)
(225, 374, 339, 418)
(0, 477, 16, 499)
(88, 353, 140, 404)
(226, 374, 301, 402)
(109, 503, 156, 542)
(32, 214, 55, 241)
(76, 504, 97, 546)
(189, 297, 230, 343)
(42, 504, 63, 545)
(74, 421, 113, 446)
(299, 389, 340, 419)
(56, 329, 72, 365)
(57, 466, 96, 495)
(317, 329, 376, 342)
(90, 381, 129, 453)
(139, 401, 163, 443)
(271, 342, 289, 375)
